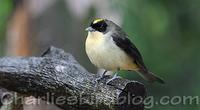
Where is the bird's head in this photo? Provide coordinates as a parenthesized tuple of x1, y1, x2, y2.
(85, 18, 116, 34)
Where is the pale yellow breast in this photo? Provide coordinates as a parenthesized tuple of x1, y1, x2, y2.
(85, 31, 138, 71)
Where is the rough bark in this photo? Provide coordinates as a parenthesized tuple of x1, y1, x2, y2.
(0, 46, 146, 110)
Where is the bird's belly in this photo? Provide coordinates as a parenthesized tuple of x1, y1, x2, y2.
(86, 35, 138, 71)
(87, 48, 121, 70)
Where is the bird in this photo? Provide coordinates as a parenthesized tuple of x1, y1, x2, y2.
(85, 18, 164, 84)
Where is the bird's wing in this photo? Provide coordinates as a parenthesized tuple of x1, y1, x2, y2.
(112, 33, 148, 71)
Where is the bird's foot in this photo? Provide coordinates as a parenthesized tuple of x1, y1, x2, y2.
(106, 73, 120, 85)
(95, 74, 110, 83)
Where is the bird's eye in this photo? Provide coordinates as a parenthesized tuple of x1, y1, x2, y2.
(91, 21, 107, 32)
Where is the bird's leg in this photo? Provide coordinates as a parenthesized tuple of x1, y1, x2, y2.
(95, 70, 108, 82)
(106, 69, 121, 84)
(102, 70, 108, 77)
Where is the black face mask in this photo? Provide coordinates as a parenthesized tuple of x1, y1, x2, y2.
(91, 21, 107, 32)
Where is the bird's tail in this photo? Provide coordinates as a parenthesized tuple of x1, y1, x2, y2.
(137, 70, 165, 84)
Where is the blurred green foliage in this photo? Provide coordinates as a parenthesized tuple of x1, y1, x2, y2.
(111, 0, 200, 110)
(0, 0, 13, 55)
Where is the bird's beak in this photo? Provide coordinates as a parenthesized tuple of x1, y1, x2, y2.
(85, 27, 95, 32)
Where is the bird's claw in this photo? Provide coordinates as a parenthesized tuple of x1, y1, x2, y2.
(95, 75, 109, 83)
(95, 72, 120, 85)
(106, 73, 120, 85)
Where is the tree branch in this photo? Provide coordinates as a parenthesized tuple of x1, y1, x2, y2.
(0, 46, 146, 110)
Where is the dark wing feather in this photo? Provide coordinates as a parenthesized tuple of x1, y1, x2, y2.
(112, 33, 148, 71)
